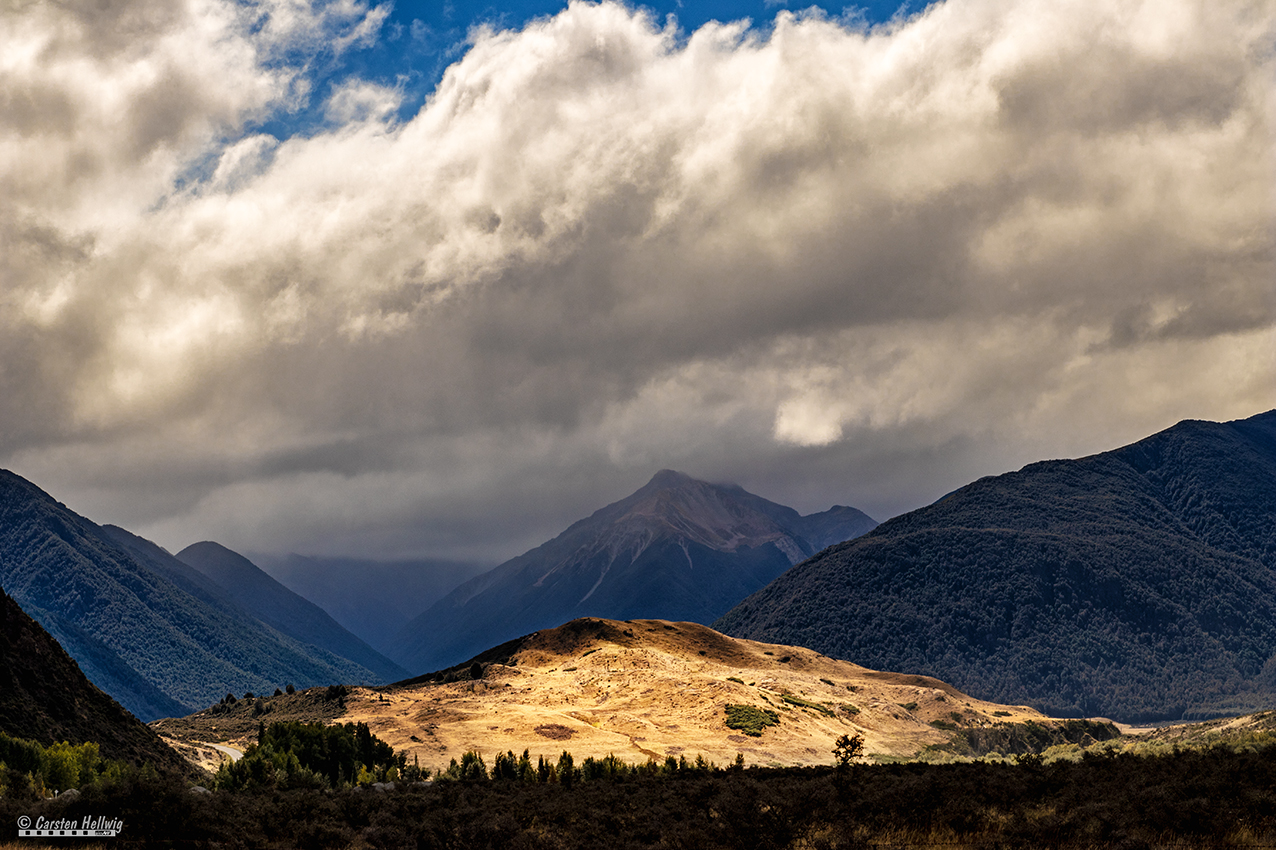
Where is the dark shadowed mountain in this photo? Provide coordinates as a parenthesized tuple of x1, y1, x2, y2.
(0, 586, 189, 775)
(715, 410, 1276, 723)
(388, 470, 876, 674)
(250, 553, 490, 651)
(0, 470, 394, 721)
(174, 541, 407, 682)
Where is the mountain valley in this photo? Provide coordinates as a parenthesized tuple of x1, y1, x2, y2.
(175, 541, 407, 683)
(4, 410, 1276, 771)
(249, 553, 491, 651)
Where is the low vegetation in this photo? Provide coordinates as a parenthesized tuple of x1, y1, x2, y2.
(723, 704, 779, 736)
(780, 694, 835, 717)
(954, 718, 1119, 757)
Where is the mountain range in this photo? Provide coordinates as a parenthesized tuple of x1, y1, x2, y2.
(388, 470, 876, 674)
(7, 408, 1276, 735)
(715, 410, 1276, 722)
(0, 470, 402, 721)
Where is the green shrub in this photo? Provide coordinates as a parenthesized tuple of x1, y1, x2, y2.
(782, 694, 835, 717)
(580, 753, 629, 781)
(725, 704, 780, 736)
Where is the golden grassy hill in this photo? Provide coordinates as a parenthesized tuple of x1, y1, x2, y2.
(156, 618, 1116, 772)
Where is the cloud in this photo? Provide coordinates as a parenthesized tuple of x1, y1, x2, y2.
(1, 0, 1273, 561)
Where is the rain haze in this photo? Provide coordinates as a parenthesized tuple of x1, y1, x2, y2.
(2, 0, 1273, 567)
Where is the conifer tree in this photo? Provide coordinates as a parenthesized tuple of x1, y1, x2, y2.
(557, 751, 575, 788)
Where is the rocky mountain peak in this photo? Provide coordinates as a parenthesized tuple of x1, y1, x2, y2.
(387, 471, 876, 674)
(598, 472, 805, 564)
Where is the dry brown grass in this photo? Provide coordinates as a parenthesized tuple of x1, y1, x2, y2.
(149, 683, 348, 755)
(160, 618, 1069, 773)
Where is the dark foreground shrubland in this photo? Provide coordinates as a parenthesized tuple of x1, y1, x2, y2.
(4, 743, 1276, 849)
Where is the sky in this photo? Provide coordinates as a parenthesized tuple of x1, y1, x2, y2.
(2, 0, 1273, 567)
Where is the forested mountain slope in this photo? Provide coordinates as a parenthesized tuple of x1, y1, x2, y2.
(0, 586, 189, 774)
(715, 410, 1276, 722)
(390, 470, 876, 674)
(0, 470, 392, 721)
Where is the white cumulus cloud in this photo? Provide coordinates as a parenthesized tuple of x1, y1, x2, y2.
(1, 0, 1273, 561)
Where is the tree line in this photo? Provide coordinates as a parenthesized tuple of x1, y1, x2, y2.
(0, 731, 139, 798)
(6, 740, 1276, 848)
(214, 719, 778, 792)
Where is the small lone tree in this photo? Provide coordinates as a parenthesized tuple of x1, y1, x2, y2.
(833, 733, 864, 769)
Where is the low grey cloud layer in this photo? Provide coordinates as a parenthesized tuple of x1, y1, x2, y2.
(2, 0, 1273, 563)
